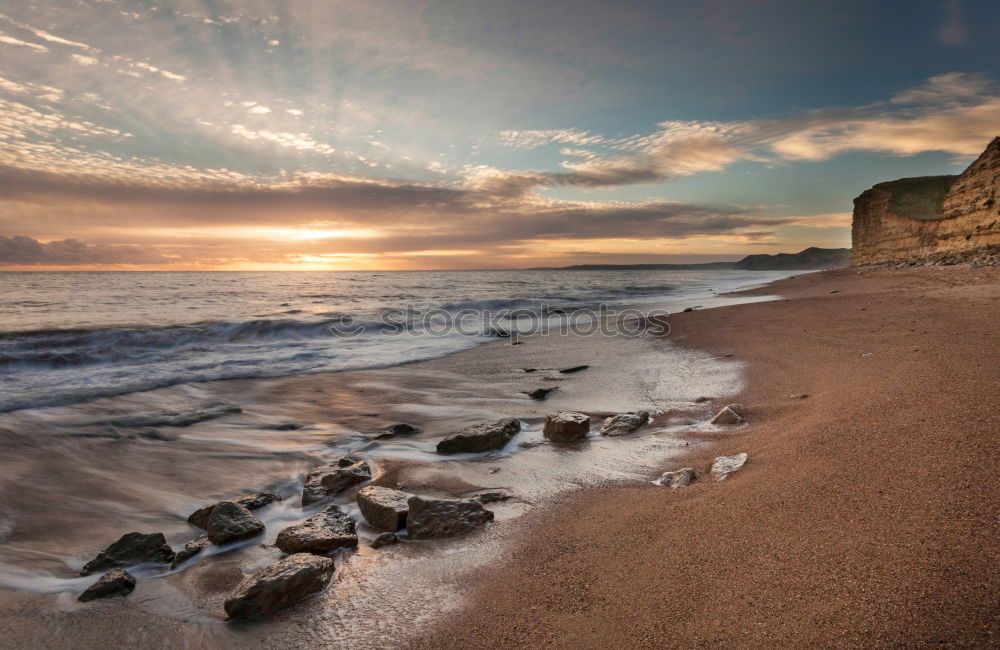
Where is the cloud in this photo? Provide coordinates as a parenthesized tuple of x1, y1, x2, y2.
(487, 73, 999, 189)
(499, 128, 606, 150)
(0, 14, 95, 51)
(0, 33, 49, 52)
(132, 62, 186, 82)
(0, 236, 173, 266)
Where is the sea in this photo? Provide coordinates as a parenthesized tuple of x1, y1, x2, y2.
(0, 269, 801, 413)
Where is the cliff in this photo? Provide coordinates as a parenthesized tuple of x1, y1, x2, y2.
(733, 247, 851, 270)
(851, 137, 1000, 266)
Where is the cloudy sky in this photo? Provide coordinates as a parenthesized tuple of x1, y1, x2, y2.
(0, 0, 998, 269)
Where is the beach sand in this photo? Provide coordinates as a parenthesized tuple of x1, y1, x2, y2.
(409, 265, 1000, 648)
(1, 266, 996, 648)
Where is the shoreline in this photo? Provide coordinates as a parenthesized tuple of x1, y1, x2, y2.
(409, 264, 1000, 648)
(0, 276, 785, 648)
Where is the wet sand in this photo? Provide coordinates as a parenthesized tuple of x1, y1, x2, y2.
(411, 265, 1000, 648)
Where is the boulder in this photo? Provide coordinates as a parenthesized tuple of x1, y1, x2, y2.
(527, 387, 557, 400)
(558, 365, 589, 374)
(370, 532, 398, 549)
(80, 532, 175, 576)
(188, 490, 281, 530)
(710, 405, 745, 425)
(302, 460, 372, 506)
(406, 496, 494, 539)
(711, 453, 748, 481)
(599, 411, 649, 437)
(275, 505, 358, 554)
(206, 501, 265, 546)
(78, 568, 136, 602)
(436, 418, 521, 454)
(223, 553, 335, 620)
(170, 536, 210, 569)
(357, 486, 411, 532)
(543, 412, 590, 442)
(657, 468, 694, 488)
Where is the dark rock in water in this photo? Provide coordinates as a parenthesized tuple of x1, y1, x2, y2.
(81, 532, 175, 576)
(543, 412, 590, 442)
(224, 553, 335, 620)
(78, 568, 136, 602)
(558, 365, 590, 374)
(462, 488, 514, 503)
(320, 460, 371, 494)
(406, 496, 494, 539)
(521, 368, 537, 373)
(527, 387, 558, 400)
(135, 428, 180, 442)
(275, 505, 358, 554)
(357, 486, 411, 531)
(188, 491, 281, 530)
(694, 396, 711, 403)
(370, 532, 398, 549)
(207, 502, 265, 546)
(683, 307, 694, 313)
(302, 460, 372, 506)
(599, 411, 649, 437)
(170, 536, 210, 569)
(373, 423, 421, 440)
(436, 418, 521, 454)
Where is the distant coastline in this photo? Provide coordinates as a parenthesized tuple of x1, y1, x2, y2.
(534, 247, 851, 271)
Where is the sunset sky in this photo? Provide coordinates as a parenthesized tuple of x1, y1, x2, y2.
(1, 0, 998, 270)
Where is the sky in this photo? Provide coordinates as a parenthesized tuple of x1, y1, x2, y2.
(0, 0, 998, 270)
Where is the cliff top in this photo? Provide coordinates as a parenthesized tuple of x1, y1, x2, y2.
(871, 175, 958, 221)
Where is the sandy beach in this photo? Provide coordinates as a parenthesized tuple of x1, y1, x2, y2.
(1, 266, 997, 648)
(410, 265, 1000, 648)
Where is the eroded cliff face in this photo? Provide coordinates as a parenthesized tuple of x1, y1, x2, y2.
(852, 137, 1000, 266)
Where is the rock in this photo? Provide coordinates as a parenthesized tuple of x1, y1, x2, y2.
(462, 488, 514, 503)
(80, 532, 176, 576)
(599, 411, 649, 437)
(405, 496, 494, 539)
(683, 307, 694, 313)
(357, 486, 411, 531)
(436, 418, 521, 454)
(370, 532, 398, 549)
(694, 396, 711, 403)
(543, 411, 590, 442)
(78, 568, 136, 602)
(373, 423, 421, 440)
(790, 394, 810, 399)
(188, 491, 282, 530)
(527, 387, 557, 400)
(223, 553, 336, 620)
(302, 460, 372, 506)
(135, 428, 179, 442)
(275, 505, 358, 554)
(170, 536, 210, 569)
(710, 405, 745, 425)
(657, 468, 694, 488)
(711, 453, 748, 481)
(558, 365, 590, 374)
(206, 501, 265, 546)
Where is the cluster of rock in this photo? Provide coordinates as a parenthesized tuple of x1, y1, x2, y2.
(76, 400, 739, 614)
